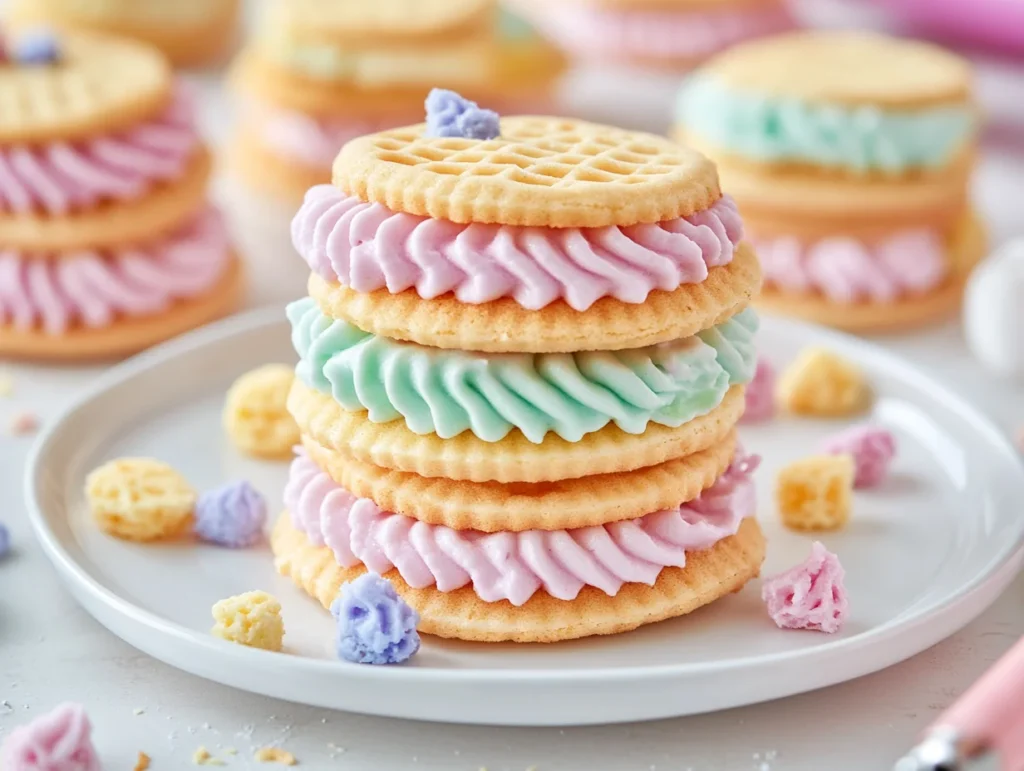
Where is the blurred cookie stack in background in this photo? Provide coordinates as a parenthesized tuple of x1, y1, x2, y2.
(0, 31, 242, 361)
(675, 31, 986, 331)
(7, 0, 239, 67)
(227, 0, 564, 204)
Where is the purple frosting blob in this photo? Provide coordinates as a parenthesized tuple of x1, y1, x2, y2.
(331, 573, 421, 665)
(194, 481, 267, 548)
(425, 89, 500, 140)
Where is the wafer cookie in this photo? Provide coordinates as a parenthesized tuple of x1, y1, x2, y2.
(309, 243, 760, 353)
(300, 431, 737, 532)
(272, 513, 766, 643)
(288, 380, 745, 483)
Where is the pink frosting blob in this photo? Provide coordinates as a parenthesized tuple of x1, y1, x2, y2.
(292, 185, 744, 311)
(286, 450, 759, 606)
(758, 229, 949, 304)
(0, 207, 232, 335)
(762, 542, 848, 634)
(0, 87, 200, 216)
(821, 424, 897, 489)
(0, 702, 101, 771)
(742, 357, 775, 424)
(513, 1, 794, 61)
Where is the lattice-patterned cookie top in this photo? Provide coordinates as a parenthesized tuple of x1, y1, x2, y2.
(264, 0, 493, 43)
(0, 32, 172, 145)
(333, 117, 721, 228)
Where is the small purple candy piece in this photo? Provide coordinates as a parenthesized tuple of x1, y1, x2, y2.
(742, 358, 776, 424)
(332, 573, 421, 665)
(194, 481, 267, 548)
(821, 424, 896, 488)
(0, 522, 10, 559)
(15, 31, 61, 65)
(425, 88, 500, 140)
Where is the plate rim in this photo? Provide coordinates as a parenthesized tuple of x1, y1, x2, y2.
(24, 307, 1024, 691)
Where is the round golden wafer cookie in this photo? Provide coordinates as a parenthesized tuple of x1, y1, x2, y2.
(0, 148, 211, 253)
(9, 0, 239, 67)
(262, 0, 493, 43)
(755, 211, 986, 333)
(334, 116, 721, 228)
(702, 30, 971, 107)
(678, 130, 973, 233)
(0, 257, 244, 361)
(0, 31, 172, 145)
(289, 379, 745, 483)
(272, 512, 766, 643)
(301, 430, 737, 532)
(310, 242, 761, 353)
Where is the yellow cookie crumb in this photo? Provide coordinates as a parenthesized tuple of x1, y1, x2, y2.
(777, 348, 870, 417)
(211, 591, 284, 652)
(134, 751, 151, 771)
(224, 364, 300, 460)
(86, 458, 195, 541)
(255, 747, 298, 765)
(777, 455, 855, 531)
(192, 746, 225, 766)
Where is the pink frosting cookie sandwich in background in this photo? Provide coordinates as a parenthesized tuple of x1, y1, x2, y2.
(0, 31, 244, 362)
(675, 31, 987, 332)
(510, 0, 795, 69)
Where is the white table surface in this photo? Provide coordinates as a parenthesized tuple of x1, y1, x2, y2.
(4, 7, 1024, 770)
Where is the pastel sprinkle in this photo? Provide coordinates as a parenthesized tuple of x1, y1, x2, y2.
(0, 702, 100, 771)
(8, 411, 39, 436)
(425, 89, 500, 140)
(762, 542, 848, 634)
(15, 31, 61, 65)
(0, 523, 10, 559)
(332, 573, 421, 665)
(194, 481, 267, 548)
(821, 424, 896, 488)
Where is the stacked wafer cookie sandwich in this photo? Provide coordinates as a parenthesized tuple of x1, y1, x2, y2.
(272, 93, 766, 643)
(0, 31, 242, 361)
(228, 0, 563, 203)
(675, 31, 985, 332)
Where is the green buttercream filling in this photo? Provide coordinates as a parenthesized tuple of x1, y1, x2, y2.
(288, 299, 759, 445)
(677, 73, 974, 174)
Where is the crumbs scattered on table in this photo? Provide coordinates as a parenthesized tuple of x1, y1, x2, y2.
(8, 411, 38, 436)
(192, 746, 225, 765)
(133, 707, 145, 716)
(255, 746, 297, 765)
(134, 751, 152, 771)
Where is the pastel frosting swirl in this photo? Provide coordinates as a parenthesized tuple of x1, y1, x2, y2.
(0, 703, 100, 771)
(0, 87, 199, 216)
(289, 298, 759, 444)
(0, 207, 231, 334)
(291, 184, 744, 311)
(286, 450, 758, 606)
(678, 73, 974, 174)
(758, 228, 948, 302)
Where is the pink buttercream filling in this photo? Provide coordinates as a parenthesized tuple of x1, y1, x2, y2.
(0, 87, 200, 216)
(515, 1, 794, 60)
(761, 542, 848, 634)
(285, 450, 758, 606)
(0, 207, 232, 335)
(758, 229, 949, 303)
(292, 185, 743, 311)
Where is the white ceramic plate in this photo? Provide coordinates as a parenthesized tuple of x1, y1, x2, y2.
(25, 308, 1024, 727)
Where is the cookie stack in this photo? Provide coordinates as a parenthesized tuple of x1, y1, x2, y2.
(0, 32, 242, 360)
(272, 99, 766, 643)
(676, 31, 986, 331)
(228, 0, 563, 202)
(8, 0, 239, 67)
